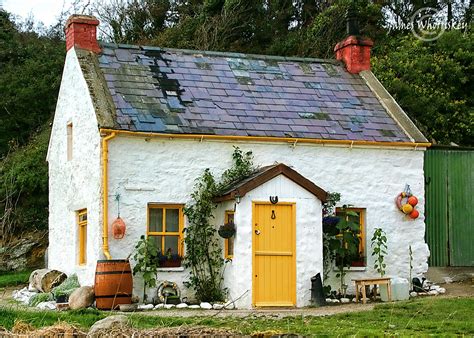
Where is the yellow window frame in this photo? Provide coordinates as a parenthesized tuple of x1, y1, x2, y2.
(224, 210, 234, 259)
(336, 207, 366, 261)
(147, 204, 184, 256)
(77, 209, 87, 265)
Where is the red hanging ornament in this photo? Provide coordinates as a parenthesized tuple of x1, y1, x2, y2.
(112, 193, 126, 239)
(112, 217, 126, 239)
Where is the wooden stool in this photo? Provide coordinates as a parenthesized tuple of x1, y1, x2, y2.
(353, 277, 392, 304)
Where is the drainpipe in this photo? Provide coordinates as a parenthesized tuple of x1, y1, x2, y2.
(102, 132, 116, 260)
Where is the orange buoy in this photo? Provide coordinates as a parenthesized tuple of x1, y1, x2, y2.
(408, 196, 418, 206)
(409, 209, 420, 219)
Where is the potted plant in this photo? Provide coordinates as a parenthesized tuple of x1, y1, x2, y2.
(371, 228, 390, 301)
(158, 250, 183, 268)
(218, 221, 235, 239)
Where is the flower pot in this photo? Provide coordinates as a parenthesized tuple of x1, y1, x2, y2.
(160, 259, 182, 268)
(218, 224, 235, 238)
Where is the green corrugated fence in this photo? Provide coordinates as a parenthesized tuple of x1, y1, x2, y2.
(424, 147, 474, 267)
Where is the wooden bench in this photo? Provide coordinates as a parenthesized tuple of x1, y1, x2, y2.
(353, 277, 392, 304)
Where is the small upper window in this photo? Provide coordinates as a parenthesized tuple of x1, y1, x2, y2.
(224, 210, 234, 259)
(335, 208, 366, 267)
(67, 123, 73, 161)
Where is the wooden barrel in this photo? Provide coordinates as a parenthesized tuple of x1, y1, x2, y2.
(95, 259, 133, 310)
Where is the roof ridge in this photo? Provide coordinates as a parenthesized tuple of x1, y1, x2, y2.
(99, 41, 341, 64)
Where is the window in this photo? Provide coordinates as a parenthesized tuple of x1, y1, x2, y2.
(147, 204, 184, 264)
(224, 210, 234, 259)
(77, 209, 87, 265)
(67, 123, 73, 161)
(335, 208, 365, 267)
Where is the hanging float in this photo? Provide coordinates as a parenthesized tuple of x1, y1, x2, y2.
(395, 185, 420, 219)
(112, 194, 126, 239)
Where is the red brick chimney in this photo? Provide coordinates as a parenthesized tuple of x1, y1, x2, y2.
(334, 36, 373, 74)
(65, 15, 100, 53)
(334, 5, 373, 74)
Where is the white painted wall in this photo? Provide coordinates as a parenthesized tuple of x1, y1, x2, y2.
(47, 48, 102, 286)
(98, 136, 428, 306)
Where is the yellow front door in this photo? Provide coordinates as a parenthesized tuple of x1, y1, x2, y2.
(253, 202, 296, 307)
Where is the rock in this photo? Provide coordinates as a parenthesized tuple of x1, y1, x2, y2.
(352, 298, 357, 302)
(188, 305, 200, 309)
(325, 298, 332, 303)
(410, 292, 418, 297)
(137, 304, 154, 310)
(36, 301, 56, 310)
(340, 298, 350, 303)
(438, 287, 446, 294)
(428, 290, 438, 296)
(119, 304, 137, 312)
(131, 295, 140, 304)
(176, 303, 188, 309)
(68, 286, 94, 310)
(212, 303, 224, 310)
(89, 315, 129, 336)
(164, 304, 176, 309)
(224, 301, 235, 309)
(154, 303, 165, 309)
(332, 299, 340, 303)
(12, 287, 37, 305)
(200, 302, 212, 309)
(29, 269, 67, 293)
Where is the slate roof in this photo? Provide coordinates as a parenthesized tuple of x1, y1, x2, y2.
(96, 43, 411, 142)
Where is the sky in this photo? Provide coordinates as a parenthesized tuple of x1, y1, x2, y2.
(2, 0, 74, 26)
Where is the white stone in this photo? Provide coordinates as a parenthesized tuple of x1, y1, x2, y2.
(200, 302, 213, 309)
(340, 298, 350, 303)
(47, 50, 429, 308)
(352, 298, 357, 302)
(410, 292, 418, 297)
(437, 287, 446, 294)
(325, 298, 332, 303)
(37, 301, 56, 310)
(188, 305, 200, 309)
(224, 301, 235, 309)
(89, 315, 128, 336)
(176, 303, 188, 309)
(164, 304, 176, 309)
(428, 290, 438, 296)
(332, 299, 340, 303)
(137, 304, 154, 310)
(212, 303, 224, 310)
(154, 303, 165, 309)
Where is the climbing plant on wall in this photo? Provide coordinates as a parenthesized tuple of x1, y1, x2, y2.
(184, 147, 255, 302)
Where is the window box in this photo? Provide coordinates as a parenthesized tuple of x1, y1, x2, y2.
(158, 253, 182, 268)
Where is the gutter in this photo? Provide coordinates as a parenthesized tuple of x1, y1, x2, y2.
(99, 128, 431, 149)
(102, 131, 116, 260)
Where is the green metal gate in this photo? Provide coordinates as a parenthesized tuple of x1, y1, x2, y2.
(425, 147, 474, 266)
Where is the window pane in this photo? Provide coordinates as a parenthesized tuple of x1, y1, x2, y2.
(227, 237, 234, 257)
(149, 235, 162, 253)
(149, 208, 163, 232)
(165, 209, 179, 232)
(164, 236, 179, 256)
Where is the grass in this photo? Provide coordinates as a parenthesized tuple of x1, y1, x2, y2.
(0, 270, 32, 288)
(0, 297, 473, 335)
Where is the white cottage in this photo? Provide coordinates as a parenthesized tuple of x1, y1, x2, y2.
(47, 15, 431, 308)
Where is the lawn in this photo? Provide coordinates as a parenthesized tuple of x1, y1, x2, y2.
(0, 297, 473, 335)
(0, 270, 32, 288)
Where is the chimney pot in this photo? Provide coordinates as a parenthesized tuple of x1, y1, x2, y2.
(65, 15, 100, 53)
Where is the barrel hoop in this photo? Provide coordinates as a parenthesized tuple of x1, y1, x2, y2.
(95, 294, 132, 299)
(97, 259, 129, 263)
(95, 270, 132, 275)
